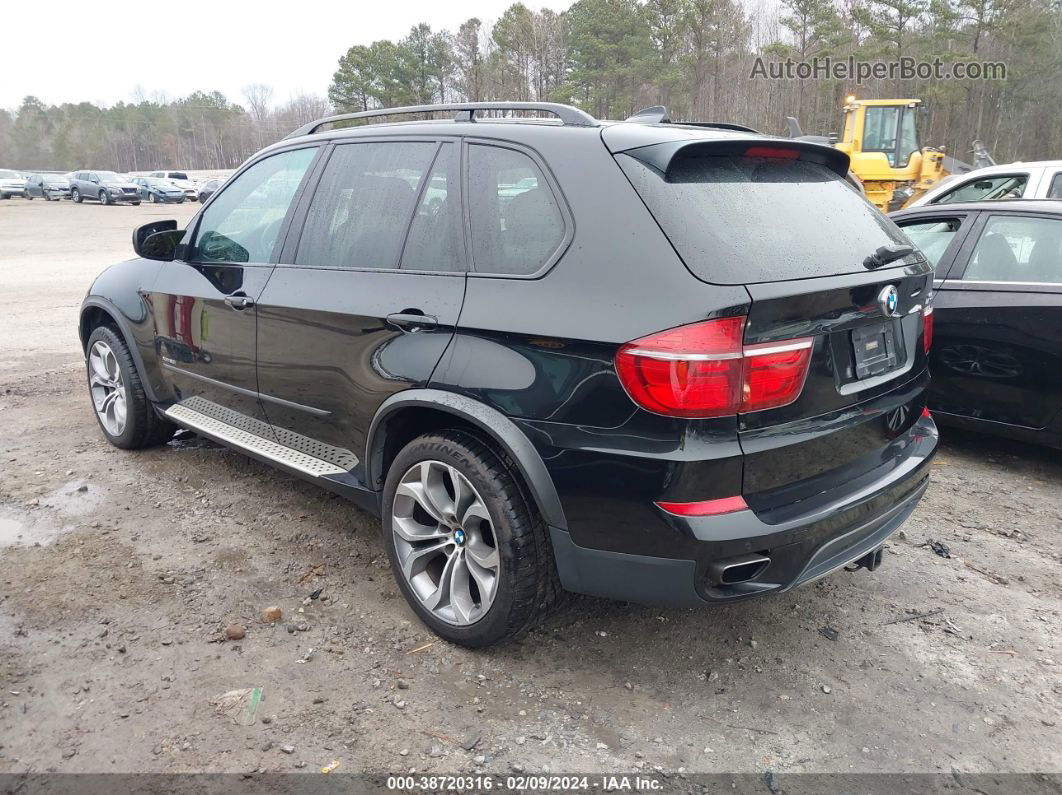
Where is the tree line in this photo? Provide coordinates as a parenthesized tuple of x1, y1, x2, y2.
(2, 0, 1059, 172)
(0, 89, 329, 173)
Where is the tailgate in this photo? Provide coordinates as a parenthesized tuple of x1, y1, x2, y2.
(739, 263, 934, 511)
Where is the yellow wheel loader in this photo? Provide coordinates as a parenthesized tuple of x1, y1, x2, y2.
(787, 97, 963, 212)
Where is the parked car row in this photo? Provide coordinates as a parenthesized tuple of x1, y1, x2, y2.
(0, 169, 224, 204)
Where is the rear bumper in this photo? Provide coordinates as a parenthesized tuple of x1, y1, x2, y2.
(550, 416, 936, 606)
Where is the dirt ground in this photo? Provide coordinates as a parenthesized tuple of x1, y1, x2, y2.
(0, 198, 1059, 778)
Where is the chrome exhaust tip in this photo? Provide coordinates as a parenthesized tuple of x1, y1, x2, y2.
(707, 553, 771, 586)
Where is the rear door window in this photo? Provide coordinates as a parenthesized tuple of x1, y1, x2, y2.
(618, 152, 910, 284)
(935, 173, 1028, 204)
(962, 215, 1062, 283)
(467, 144, 565, 276)
(1047, 172, 1062, 199)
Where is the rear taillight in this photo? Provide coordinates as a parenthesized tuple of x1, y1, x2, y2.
(614, 317, 813, 418)
(923, 304, 934, 354)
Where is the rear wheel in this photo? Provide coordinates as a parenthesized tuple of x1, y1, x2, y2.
(382, 430, 563, 647)
(85, 325, 175, 449)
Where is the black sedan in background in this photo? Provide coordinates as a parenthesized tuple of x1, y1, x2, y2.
(131, 177, 186, 204)
(891, 200, 1062, 447)
(197, 178, 221, 202)
(24, 173, 72, 200)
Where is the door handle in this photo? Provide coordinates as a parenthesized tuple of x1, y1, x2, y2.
(386, 311, 438, 332)
(224, 293, 254, 310)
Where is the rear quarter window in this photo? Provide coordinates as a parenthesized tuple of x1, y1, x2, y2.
(618, 152, 910, 284)
(467, 144, 565, 276)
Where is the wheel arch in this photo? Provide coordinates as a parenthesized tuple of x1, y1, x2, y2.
(79, 297, 159, 402)
(367, 390, 567, 531)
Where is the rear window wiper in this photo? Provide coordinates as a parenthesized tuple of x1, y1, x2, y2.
(863, 244, 913, 270)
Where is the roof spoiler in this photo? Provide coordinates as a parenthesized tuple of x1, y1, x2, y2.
(622, 137, 851, 178)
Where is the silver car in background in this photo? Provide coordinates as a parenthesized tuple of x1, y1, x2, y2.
(70, 171, 142, 205)
(0, 169, 26, 199)
(25, 173, 72, 201)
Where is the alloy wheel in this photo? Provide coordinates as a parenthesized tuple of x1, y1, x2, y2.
(391, 460, 500, 626)
(88, 341, 128, 436)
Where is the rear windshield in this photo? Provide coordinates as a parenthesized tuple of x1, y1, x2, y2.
(168, 172, 189, 180)
(618, 152, 910, 284)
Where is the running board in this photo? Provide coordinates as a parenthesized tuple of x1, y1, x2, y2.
(164, 404, 347, 478)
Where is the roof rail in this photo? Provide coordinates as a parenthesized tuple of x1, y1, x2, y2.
(624, 106, 759, 134)
(287, 102, 598, 138)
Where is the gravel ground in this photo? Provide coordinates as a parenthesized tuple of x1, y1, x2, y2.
(0, 198, 1060, 777)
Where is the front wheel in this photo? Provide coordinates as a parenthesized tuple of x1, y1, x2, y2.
(99, 190, 111, 206)
(150, 193, 159, 203)
(382, 430, 563, 647)
(71, 187, 81, 203)
(84, 325, 175, 449)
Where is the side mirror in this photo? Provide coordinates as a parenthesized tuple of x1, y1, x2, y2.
(133, 220, 182, 261)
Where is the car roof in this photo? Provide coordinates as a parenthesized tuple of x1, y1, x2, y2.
(275, 117, 776, 151)
(952, 160, 1062, 175)
(891, 199, 1062, 218)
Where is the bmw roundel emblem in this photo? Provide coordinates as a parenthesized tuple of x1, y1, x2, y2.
(878, 285, 900, 318)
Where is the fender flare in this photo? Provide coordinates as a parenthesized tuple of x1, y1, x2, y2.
(366, 389, 567, 531)
(79, 296, 160, 402)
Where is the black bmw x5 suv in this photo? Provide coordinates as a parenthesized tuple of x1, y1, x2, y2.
(79, 102, 937, 647)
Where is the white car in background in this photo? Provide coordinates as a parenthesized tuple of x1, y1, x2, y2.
(148, 170, 199, 201)
(0, 169, 27, 199)
(907, 160, 1062, 207)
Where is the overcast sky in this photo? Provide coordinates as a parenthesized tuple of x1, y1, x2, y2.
(2, 0, 572, 111)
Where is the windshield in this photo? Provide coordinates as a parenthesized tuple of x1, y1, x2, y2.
(96, 171, 123, 182)
(44, 174, 68, 183)
(618, 152, 910, 284)
(145, 178, 174, 186)
(0, 170, 19, 178)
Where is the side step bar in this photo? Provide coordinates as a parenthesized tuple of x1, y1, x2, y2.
(165, 403, 347, 478)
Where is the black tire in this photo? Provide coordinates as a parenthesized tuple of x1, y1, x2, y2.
(99, 190, 111, 206)
(132, 201, 141, 206)
(0, 194, 9, 199)
(85, 325, 176, 449)
(382, 430, 564, 647)
(150, 193, 159, 203)
(26, 194, 33, 200)
(71, 187, 82, 203)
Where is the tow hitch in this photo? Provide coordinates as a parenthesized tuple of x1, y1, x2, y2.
(846, 545, 884, 572)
